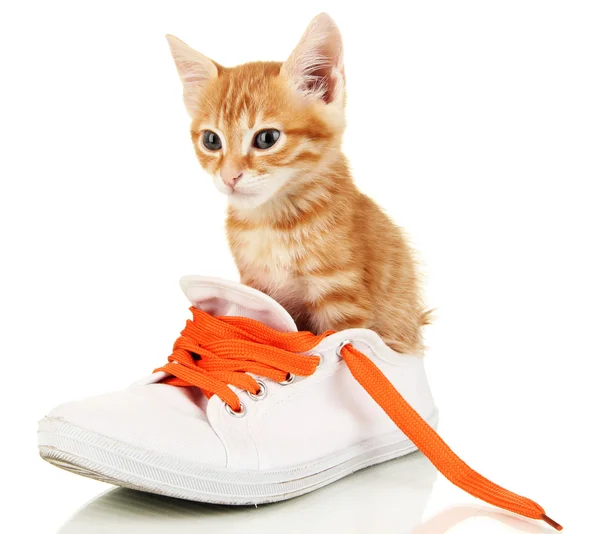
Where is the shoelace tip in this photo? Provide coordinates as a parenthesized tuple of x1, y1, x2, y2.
(541, 514, 562, 531)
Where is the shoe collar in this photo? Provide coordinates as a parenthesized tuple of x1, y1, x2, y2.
(180, 275, 297, 333)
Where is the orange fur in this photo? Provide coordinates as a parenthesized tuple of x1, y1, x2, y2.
(168, 14, 429, 353)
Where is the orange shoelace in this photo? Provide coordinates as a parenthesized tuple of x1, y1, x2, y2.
(155, 307, 561, 531)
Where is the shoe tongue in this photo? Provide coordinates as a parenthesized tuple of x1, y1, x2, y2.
(179, 275, 297, 332)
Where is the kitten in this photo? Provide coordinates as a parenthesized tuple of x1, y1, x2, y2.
(167, 13, 429, 353)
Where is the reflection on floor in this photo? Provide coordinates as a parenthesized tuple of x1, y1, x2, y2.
(58, 452, 544, 534)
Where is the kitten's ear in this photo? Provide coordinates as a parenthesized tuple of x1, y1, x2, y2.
(282, 13, 344, 105)
(166, 35, 219, 117)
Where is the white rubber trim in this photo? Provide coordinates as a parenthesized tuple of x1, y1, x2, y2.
(38, 411, 438, 505)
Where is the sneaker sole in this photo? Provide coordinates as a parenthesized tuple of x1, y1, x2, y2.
(38, 412, 438, 505)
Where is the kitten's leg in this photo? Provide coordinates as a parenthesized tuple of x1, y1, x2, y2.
(306, 296, 372, 335)
(240, 274, 313, 332)
(239, 274, 258, 288)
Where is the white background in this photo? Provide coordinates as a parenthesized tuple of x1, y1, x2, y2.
(1, 1, 599, 532)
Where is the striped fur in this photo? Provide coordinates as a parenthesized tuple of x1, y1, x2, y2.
(168, 14, 429, 353)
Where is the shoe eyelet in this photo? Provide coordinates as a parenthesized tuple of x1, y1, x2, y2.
(311, 352, 324, 369)
(336, 339, 353, 358)
(247, 380, 267, 401)
(279, 373, 295, 385)
(225, 401, 246, 418)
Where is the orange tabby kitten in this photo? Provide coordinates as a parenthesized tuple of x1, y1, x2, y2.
(167, 13, 429, 353)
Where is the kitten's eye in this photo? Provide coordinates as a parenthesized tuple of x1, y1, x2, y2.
(253, 129, 280, 150)
(203, 130, 222, 151)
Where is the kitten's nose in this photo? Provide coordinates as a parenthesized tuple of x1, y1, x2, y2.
(221, 165, 244, 188)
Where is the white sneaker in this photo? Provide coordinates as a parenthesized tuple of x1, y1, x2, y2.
(38, 276, 560, 531)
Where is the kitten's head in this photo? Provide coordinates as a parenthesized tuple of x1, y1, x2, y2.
(167, 13, 345, 210)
